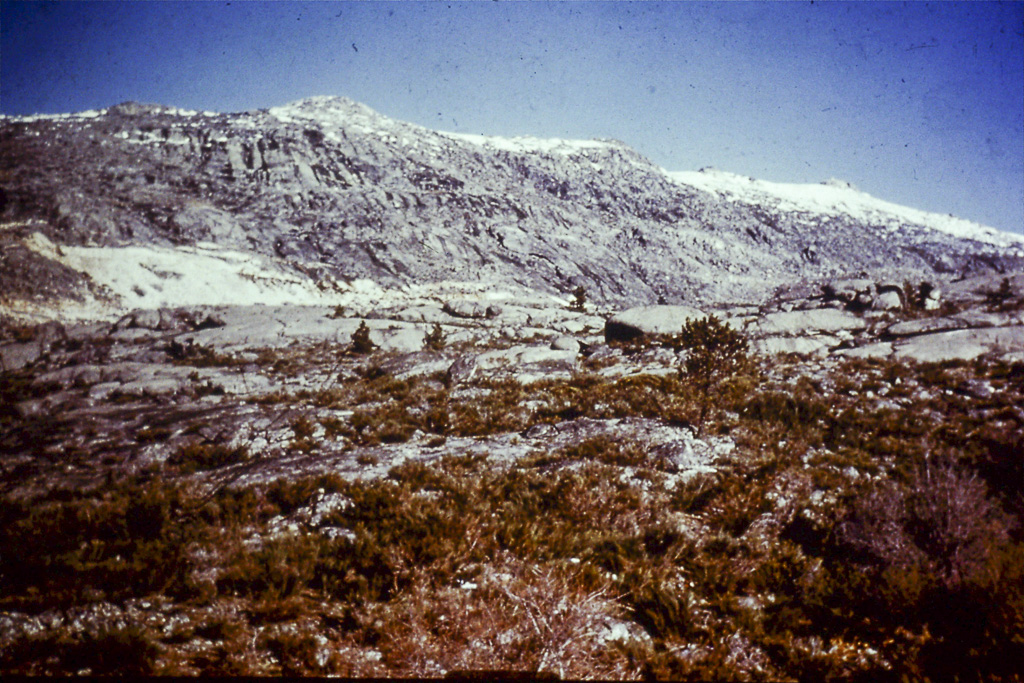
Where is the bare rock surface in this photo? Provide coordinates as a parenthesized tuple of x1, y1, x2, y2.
(3, 270, 1022, 503)
(605, 305, 706, 341)
(891, 327, 1024, 362)
(749, 308, 867, 336)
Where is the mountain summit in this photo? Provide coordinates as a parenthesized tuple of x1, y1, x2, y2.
(1, 96, 1021, 318)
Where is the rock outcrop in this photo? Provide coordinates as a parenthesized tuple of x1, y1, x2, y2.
(604, 305, 706, 341)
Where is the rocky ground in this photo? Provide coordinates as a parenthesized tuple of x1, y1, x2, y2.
(1, 271, 1022, 678)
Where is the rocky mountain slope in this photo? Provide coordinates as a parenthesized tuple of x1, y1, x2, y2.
(2, 96, 1021, 320)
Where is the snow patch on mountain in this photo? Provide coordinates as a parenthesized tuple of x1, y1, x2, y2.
(21, 233, 350, 314)
(17, 231, 561, 320)
(667, 168, 1023, 250)
(1, 108, 108, 123)
(266, 96, 618, 157)
(441, 131, 616, 157)
(267, 96, 395, 134)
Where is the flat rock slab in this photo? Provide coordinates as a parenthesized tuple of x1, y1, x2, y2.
(885, 316, 966, 338)
(753, 335, 836, 357)
(885, 310, 1021, 338)
(893, 326, 1024, 363)
(0, 341, 45, 372)
(179, 306, 430, 352)
(605, 305, 705, 342)
(835, 341, 895, 359)
(387, 305, 448, 324)
(476, 344, 579, 382)
(752, 308, 867, 336)
(943, 272, 1024, 305)
(372, 326, 428, 353)
(442, 301, 502, 319)
(838, 326, 1024, 362)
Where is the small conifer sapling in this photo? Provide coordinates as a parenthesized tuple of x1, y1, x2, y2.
(351, 320, 377, 354)
(569, 285, 587, 312)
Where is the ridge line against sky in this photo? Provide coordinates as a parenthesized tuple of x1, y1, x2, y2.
(1, 0, 1022, 235)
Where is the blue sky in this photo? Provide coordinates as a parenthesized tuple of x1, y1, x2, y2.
(2, 1, 1022, 234)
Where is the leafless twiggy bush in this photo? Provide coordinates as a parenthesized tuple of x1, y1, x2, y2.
(838, 459, 1011, 588)
(368, 559, 642, 680)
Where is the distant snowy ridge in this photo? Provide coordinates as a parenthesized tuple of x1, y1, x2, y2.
(441, 131, 618, 156)
(0, 108, 108, 123)
(667, 168, 1023, 250)
(8, 96, 1015, 251)
(265, 96, 612, 156)
(267, 96, 387, 133)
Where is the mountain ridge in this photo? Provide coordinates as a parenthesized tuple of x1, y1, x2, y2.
(1, 96, 1021, 320)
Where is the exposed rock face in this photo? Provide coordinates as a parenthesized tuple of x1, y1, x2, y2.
(2, 96, 1022, 320)
(604, 305, 706, 341)
(3, 275, 1021, 498)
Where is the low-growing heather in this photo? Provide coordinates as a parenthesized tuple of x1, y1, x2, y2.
(2, 351, 1022, 679)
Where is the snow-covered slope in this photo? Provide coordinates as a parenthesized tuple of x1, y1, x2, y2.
(668, 169, 1023, 250)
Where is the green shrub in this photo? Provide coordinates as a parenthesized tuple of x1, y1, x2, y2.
(350, 320, 377, 354)
(1, 625, 161, 675)
(216, 533, 323, 601)
(837, 461, 1011, 589)
(672, 315, 754, 434)
(424, 323, 446, 350)
(569, 285, 587, 312)
(522, 436, 649, 469)
(169, 442, 250, 473)
(0, 479, 200, 610)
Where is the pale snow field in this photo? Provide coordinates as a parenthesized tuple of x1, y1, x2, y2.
(14, 232, 563, 321)
(1, 109, 107, 123)
(267, 96, 617, 157)
(268, 96, 392, 137)
(667, 168, 1024, 250)
(440, 131, 616, 156)
(23, 233, 345, 313)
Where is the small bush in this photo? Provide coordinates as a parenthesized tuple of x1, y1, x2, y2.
(569, 285, 587, 312)
(0, 479, 200, 610)
(838, 460, 1011, 589)
(216, 534, 322, 602)
(984, 277, 1019, 311)
(169, 442, 250, 473)
(1, 626, 161, 675)
(424, 323, 446, 350)
(523, 436, 649, 469)
(672, 315, 754, 434)
(350, 320, 377, 354)
(365, 563, 636, 679)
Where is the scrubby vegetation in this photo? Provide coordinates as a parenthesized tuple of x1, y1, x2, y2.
(2, 331, 1022, 678)
(350, 320, 377, 355)
(569, 285, 587, 312)
(672, 315, 753, 434)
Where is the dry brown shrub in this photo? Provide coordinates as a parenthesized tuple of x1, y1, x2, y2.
(369, 560, 641, 679)
(839, 460, 1011, 588)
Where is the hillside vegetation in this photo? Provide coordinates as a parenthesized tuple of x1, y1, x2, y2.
(2, 313, 1021, 679)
